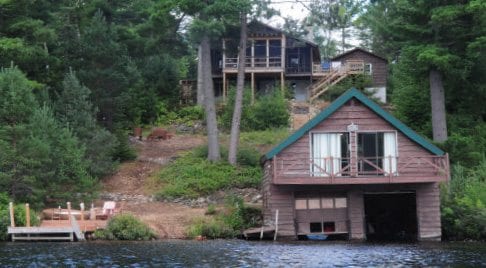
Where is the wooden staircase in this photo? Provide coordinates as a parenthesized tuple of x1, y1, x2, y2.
(308, 60, 365, 101)
(309, 70, 349, 101)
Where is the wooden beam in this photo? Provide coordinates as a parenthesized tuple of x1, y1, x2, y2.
(222, 39, 226, 71)
(223, 73, 227, 102)
(266, 39, 270, 68)
(25, 204, 30, 227)
(280, 72, 285, 92)
(251, 72, 255, 104)
(274, 209, 279, 241)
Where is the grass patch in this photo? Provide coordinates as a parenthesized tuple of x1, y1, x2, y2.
(239, 128, 289, 153)
(156, 152, 262, 199)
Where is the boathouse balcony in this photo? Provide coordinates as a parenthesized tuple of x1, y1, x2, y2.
(271, 154, 449, 185)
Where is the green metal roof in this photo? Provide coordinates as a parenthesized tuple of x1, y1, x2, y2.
(263, 88, 444, 161)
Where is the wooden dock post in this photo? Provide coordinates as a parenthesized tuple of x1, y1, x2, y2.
(9, 202, 15, 227)
(67, 202, 72, 223)
(274, 209, 279, 241)
(25, 203, 30, 227)
(80, 202, 85, 221)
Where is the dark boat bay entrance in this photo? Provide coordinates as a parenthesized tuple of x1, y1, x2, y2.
(364, 192, 418, 241)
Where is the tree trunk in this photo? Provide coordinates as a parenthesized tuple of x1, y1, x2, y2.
(429, 68, 448, 142)
(200, 35, 220, 161)
(196, 44, 205, 105)
(341, 27, 345, 53)
(228, 13, 248, 165)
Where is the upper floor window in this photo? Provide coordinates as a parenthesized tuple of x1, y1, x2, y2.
(358, 132, 397, 176)
(311, 133, 350, 177)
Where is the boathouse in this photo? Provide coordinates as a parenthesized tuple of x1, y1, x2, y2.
(261, 88, 449, 241)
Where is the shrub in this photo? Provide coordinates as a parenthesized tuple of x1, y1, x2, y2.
(205, 204, 217, 215)
(186, 217, 236, 239)
(219, 88, 289, 131)
(187, 196, 262, 239)
(251, 90, 289, 130)
(0, 193, 40, 241)
(441, 160, 486, 241)
(94, 214, 156, 240)
(112, 130, 137, 161)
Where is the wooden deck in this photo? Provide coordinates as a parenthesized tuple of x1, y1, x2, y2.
(8, 216, 107, 242)
(41, 219, 107, 233)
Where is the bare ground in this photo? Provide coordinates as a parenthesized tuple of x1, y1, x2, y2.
(100, 134, 208, 239)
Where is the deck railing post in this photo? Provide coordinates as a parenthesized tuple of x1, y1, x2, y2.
(25, 203, 30, 227)
(9, 202, 15, 227)
(330, 156, 334, 183)
(389, 156, 393, 182)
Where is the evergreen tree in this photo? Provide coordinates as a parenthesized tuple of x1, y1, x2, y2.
(55, 72, 118, 178)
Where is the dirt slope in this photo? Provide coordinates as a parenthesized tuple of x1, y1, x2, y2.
(100, 134, 207, 239)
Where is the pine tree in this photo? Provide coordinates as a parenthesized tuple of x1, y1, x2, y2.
(55, 72, 118, 178)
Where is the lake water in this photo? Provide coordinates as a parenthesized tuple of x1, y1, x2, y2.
(1, 240, 485, 267)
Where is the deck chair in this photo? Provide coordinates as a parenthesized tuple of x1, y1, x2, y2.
(96, 201, 117, 220)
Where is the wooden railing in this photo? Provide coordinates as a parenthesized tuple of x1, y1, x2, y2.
(312, 60, 365, 76)
(224, 57, 282, 69)
(274, 155, 449, 181)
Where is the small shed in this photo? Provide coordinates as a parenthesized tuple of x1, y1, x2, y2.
(261, 88, 448, 241)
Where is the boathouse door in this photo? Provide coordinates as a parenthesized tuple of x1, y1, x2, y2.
(364, 192, 417, 241)
(294, 193, 349, 236)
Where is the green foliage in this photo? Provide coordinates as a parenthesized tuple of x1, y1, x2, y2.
(194, 144, 260, 167)
(94, 213, 156, 240)
(186, 217, 236, 239)
(157, 151, 261, 199)
(206, 204, 217, 215)
(55, 72, 118, 178)
(321, 74, 373, 102)
(239, 128, 290, 148)
(112, 130, 137, 162)
(252, 90, 289, 130)
(0, 193, 40, 241)
(187, 196, 261, 239)
(220, 89, 289, 131)
(441, 160, 486, 241)
(0, 68, 95, 208)
(156, 103, 205, 126)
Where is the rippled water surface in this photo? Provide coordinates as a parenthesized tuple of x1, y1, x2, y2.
(1, 240, 485, 267)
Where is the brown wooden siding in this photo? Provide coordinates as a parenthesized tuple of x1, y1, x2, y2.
(262, 161, 295, 237)
(416, 183, 442, 241)
(335, 50, 387, 87)
(262, 181, 438, 240)
(273, 100, 447, 184)
(348, 190, 365, 240)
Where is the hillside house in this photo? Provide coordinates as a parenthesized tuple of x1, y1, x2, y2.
(330, 48, 388, 103)
(261, 88, 449, 241)
(211, 21, 327, 102)
(210, 22, 388, 103)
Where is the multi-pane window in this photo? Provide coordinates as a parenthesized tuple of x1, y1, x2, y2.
(358, 132, 397, 175)
(295, 197, 348, 210)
